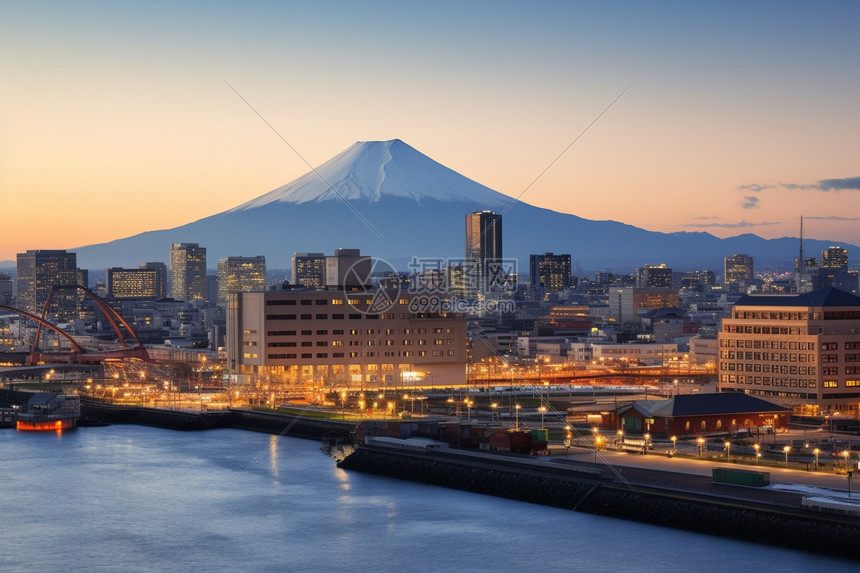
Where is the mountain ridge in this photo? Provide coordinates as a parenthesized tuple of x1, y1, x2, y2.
(3, 139, 857, 273)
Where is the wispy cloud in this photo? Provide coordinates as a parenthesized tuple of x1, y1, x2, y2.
(816, 177, 860, 191)
(805, 215, 860, 221)
(737, 183, 774, 193)
(691, 215, 719, 221)
(740, 176, 860, 193)
(741, 196, 760, 209)
(683, 220, 781, 229)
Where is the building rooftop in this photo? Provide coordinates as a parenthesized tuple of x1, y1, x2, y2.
(27, 392, 58, 406)
(734, 287, 860, 308)
(630, 393, 790, 418)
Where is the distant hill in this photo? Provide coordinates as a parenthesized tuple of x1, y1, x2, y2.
(7, 139, 855, 274)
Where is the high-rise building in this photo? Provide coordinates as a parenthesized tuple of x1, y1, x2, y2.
(818, 247, 854, 292)
(465, 210, 502, 296)
(724, 254, 754, 286)
(15, 249, 79, 322)
(636, 264, 673, 288)
(291, 253, 327, 288)
(325, 249, 371, 290)
(217, 256, 266, 305)
(529, 253, 572, 293)
(821, 246, 848, 269)
(106, 267, 163, 300)
(139, 262, 167, 298)
(718, 287, 860, 416)
(170, 243, 207, 302)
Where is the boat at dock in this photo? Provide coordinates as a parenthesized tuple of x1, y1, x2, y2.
(16, 392, 80, 431)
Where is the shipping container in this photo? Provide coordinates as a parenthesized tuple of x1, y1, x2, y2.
(712, 467, 770, 487)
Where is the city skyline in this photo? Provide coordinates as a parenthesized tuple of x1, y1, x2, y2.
(2, 1, 859, 262)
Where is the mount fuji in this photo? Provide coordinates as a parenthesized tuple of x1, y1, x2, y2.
(66, 139, 851, 273)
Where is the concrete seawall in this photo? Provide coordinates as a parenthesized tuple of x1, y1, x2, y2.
(80, 400, 353, 440)
(338, 444, 860, 560)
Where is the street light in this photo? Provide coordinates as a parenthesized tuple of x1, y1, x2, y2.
(617, 429, 624, 451)
(842, 450, 851, 473)
(697, 437, 705, 458)
(783, 445, 791, 468)
(644, 433, 651, 455)
(813, 447, 820, 470)
(341, 391, 347, 421)
(670, 435, 677, 454)
(594, 435, 604, 464)
(464, 398, 473, 422)
(724, 441, 732, 462)
(490, 402, 498, 421)
(514, 404, 521, 430)
(753, 443, 761, 464)
(538, 405, 547, 428)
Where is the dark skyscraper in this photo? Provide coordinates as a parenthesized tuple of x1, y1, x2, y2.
(724, 254, 754, 286)
(529, 253, 572, 292)
(170, 243, 207, 302)
(16, 249, 79, 322)
(217, 256, 266, 305)
(636, 264, 673, 288)
(821, 246, 848, 269)
(106, 267, 162, 300)
(291, 252, 327, 288)
(465, 210, 502, 296)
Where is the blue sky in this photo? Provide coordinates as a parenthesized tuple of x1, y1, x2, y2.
(2, 1, 859, 260)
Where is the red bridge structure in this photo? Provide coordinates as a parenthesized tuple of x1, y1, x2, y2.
(0, 284, 151, 365)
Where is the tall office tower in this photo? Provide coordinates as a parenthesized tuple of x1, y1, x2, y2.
(139, 262, 168, 298)
(291, 253, 327, 288)
(106, 267, 162, 300)
(217, 256, 266, 305)
(465, 210, 502, 296)
(724, 254, 755, 286)
(15, 249, 79, 321)
(529, 253, 572, 292)
(636, 264, 673, 288)
(325, 249, 371, 290)
(821, 246, 848, 269)
(170, 243, 207, 302)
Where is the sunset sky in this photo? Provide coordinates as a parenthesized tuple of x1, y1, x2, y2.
(2, 1, 859, 264)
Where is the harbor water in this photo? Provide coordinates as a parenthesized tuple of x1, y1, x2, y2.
(0, 426, 851, 572)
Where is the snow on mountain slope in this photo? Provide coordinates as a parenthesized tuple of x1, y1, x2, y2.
(228, 139, 512, 210)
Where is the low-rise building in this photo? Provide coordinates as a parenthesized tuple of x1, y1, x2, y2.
(617, 393, 790, 437)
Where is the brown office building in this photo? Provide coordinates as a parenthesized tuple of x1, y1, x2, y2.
(227, 290, 467, 390)
(718, 287, 860, 417)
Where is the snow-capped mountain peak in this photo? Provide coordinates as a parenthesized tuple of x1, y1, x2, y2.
(228, 139, 512, 211)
